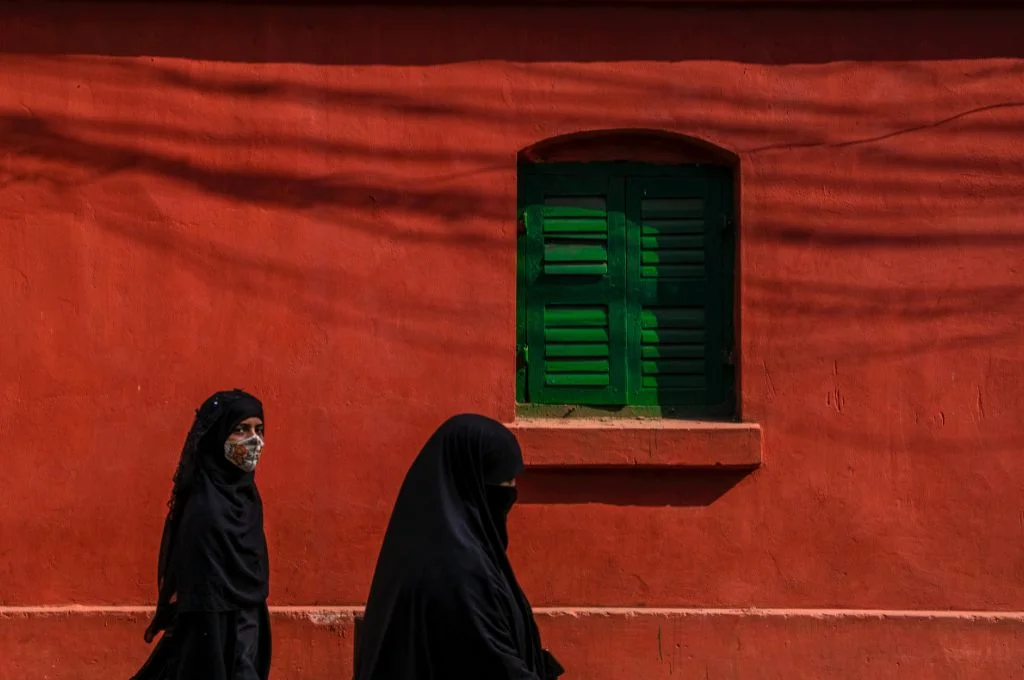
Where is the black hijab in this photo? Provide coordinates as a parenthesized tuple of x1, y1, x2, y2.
(354, 414, 547, 680)
(144, 390, 270, 642)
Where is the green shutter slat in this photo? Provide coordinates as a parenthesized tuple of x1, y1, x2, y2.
(641, 250, 705, 265)
(545, 327, 610, 342)
(641, 235, 704, 249)
(641, 344, 705, 359)
(542, 218, 609, 234)
(640, 329, 705, 344)
(641, 265, 706, 278)
(640, 308, 706, 328)
(545, 235, 608, 244)
(642, 360, 705, 375)
(641, 375, 707, 389)
(545, 244, 609, 262)
(545, 344, 611, 358)
(543, 197, 607, 214)
(545, 263, 609, 275)
(546, 359, 611, 373)
(547, 374, 611, 387)
(641, 219, 704, 235)
(544, 306, 608, 325)
(521, 171, 628, 406)
(641, 198, 705, 218)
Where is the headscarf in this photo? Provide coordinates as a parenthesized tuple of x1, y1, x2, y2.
(354, 414, 546, 680)
(144, 389, 270, 642)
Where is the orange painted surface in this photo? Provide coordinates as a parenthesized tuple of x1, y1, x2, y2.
(2, 3, 1024, 676)
(6, 609, 1024, 680)
(509, 419, 762, 468)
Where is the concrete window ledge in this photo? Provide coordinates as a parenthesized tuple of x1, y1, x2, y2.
(506, 419, 762, 469)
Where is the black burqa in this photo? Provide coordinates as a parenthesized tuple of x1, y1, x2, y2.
(133, 389, 272, 680)
(354, 414, 564, 680)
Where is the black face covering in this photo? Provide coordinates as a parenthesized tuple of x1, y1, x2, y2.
(144, 390, 269, 642)
(355, 414, 547, 680)
(485, 485, 518, 550)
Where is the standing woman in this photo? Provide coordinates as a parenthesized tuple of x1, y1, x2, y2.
(355, 414, 564, 680)
(133, 389, 272, 680)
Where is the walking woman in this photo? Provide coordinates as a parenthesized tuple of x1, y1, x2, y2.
(355, 414, 564, 680)
(133, 389, 272, 680)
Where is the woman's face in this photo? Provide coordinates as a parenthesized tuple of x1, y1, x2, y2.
(228, 417, 265, 443)
(223, 417, 266, 472)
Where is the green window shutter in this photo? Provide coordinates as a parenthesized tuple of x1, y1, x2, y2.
(624, 172, 734, 415)
(519, 172, 627, 405)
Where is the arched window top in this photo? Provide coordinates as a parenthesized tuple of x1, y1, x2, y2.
(519, 129, 738, 167)
(516, 129, 737, 417)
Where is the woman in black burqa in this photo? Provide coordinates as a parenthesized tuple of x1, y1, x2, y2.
(354, 413, 565, 680)
(132, 389, 272, 680)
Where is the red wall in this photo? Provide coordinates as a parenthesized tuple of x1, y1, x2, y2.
(2, 3, 1024, 678)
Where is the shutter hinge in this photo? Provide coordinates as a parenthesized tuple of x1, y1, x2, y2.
(720, 213, 734, 234)
(517, 211, 527, 236)
(517, 345, 529, 367)
(723, 347, 736, 366)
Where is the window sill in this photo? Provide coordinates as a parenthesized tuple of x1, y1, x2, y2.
(506, 418, 761, 469)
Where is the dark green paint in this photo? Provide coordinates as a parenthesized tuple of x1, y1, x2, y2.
(517, 162, 735, 416)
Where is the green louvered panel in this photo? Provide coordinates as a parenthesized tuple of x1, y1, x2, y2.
(542, 305, 612, 387)
(639, 197, 707, 279)
(519, 173, 627, 405)
(626, 175, 731, 412)
(518, 164, 734, 414)
(541, 196, 609, 277)
(639, 307, 707, 390)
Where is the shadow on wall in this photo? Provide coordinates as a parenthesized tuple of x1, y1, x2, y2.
(517, 468, 751, 507)
(3, 4, 1024, 65)
(1, 4, 1023, 373)
(0, 114, 507, 239)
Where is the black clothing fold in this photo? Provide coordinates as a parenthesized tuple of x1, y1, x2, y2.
(132, 606, 271, 680)
(133, 390, 271, 680)
(354, 414, 563, 680)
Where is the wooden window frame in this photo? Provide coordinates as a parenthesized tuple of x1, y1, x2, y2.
(516, 161, 736, 419)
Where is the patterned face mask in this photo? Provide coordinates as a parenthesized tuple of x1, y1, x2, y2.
(224, 435, 264, 472)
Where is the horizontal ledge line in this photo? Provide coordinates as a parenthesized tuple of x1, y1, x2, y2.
(507, 419, 760, 431)
(4, 606, 1024, 622)
(533, 607, 1024, 621)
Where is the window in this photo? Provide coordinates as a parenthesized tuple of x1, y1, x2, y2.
(516, 162, 735, 418)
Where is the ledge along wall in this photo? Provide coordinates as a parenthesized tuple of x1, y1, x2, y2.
(2, 3, 1023, 678)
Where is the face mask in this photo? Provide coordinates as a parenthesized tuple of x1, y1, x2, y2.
(484, 485, 518, 551)
(224, 434, 264, 472)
